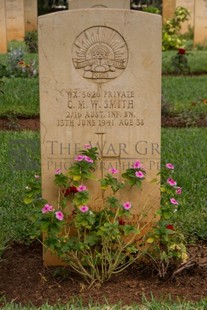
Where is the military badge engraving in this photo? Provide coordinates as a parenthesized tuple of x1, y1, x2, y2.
(72, 26, 128, 83)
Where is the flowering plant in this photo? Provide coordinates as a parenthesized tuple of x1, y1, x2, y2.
(171, 47, 190, 74)
(25, 147, 188, 282)
(5, 47, 37, 78)
(162, 6, 190, 51)
(146, 163, 188, 278)
(27, 146, 148, 286)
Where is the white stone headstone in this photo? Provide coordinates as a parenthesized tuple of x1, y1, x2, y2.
(194, 0, 207, 46)
(176, 0, 194, 34)
(162, 0, 176, 23)
(6, 0, 25, 42)
(24, 0, 38, 33)
(0, 0, 7, 53)
(39, 9, 161, 265)
(69, 0, 130, 9)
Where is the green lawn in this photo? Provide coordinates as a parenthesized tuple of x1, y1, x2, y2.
(0, 131, 40, 242)
(0, 77, 39, 117)
(162, 128, 207, 240)
(1, 298, 207, 310)
(162, 75, 207, 112)
(162, 50, 207, 74)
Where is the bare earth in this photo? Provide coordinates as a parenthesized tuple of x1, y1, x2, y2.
(0, 242, 207, 307)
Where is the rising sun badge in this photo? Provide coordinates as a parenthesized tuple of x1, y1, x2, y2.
(72, 26, 128, 83)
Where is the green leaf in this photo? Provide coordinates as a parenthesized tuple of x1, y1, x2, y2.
(163, 211, 171, 220)
(24, 197, 33, 204)
(123, 225, 137, 236)
(85, 233, 98, 246)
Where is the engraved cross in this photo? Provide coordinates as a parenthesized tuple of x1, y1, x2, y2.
(95, 132, 121, 178)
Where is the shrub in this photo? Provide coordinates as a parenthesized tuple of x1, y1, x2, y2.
(24, 31, 38, 53)
(162, 7, 190, 51)
(0, 65, 8, 78)
(25, 146, 188, 285)
(25, 146, 149, 286)
(146, 163, 188, 278)
(142, 6, 160, 14)
(171, 48, 190, 74)
(3, 47, 37, 78)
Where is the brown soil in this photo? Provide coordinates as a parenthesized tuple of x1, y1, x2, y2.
(161, 116, 207, 128)
(0, 116, 207, 131)
(0, 243, 207, 307)
(0, 117, 40, 131)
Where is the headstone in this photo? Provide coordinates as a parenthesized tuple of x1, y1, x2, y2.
(194, 0, 207, 46)
(5, 0, 25, 42)
(176, 0, 194, 34)
(39, 9, 161, 266)
(24, 0, 38, 33)
(69, 0, 130, 9)
(0, 0, 7, 54)
(162, 0, 176, 23)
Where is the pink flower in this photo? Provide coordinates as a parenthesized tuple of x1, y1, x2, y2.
(166, 163, 174, 170)
(84, 144, 91, 149)
(55, 211, 64, 221)
(132, 160, 142, 169)
(84, 156, 93, 163)
(123, 201, 132, 210)
(176, 187, 182, 195)
(42, 204, 53, 214)
(75, 155, 93, 163)
(135, 171, 144, 178)
(167, 178, 177, 186)
(55, 168, 62, 175)
(77, 185, 87, 192)
(109, 167, 119, 175)
(75, 155, 85, 161)
(80, 205, 89, 213)
(170, 198, 179, 205)
(34, 174, 40, 179)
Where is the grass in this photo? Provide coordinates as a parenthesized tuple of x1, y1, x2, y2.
(0, 131, 40, 243)
(162, 50, 207, 74)
(162, 128, 207, 241)
(0, 52, 38, 67)
(162, 75, 207, 113)
(1, 297, 207, 309)
(0, 77, 39, 117)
